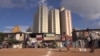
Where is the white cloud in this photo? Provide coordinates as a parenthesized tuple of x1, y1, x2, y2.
(86, 21, 100, 28)
(48, 6, 54, 10)
(3, 26, 14, 33)
(0, 0, 34, 8)
(5, 26, 14, 29)
(20, 25, 29, 32)
(0, 0, 49, 9)
(3, 30, 11, 33)
(61, 0, 100, 20)
(39, 0, 47, 6)
(33, 0, 48, 7)
(0, 0, 13, 8)
(0, 0, 27, 8)
(96, 22, 100, 28)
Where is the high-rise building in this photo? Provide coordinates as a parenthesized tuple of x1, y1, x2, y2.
(48, 9, 60, 34)
(33, 6, 48, 33)
(60, 7, 72, 36)
(33, 6, 72, 36)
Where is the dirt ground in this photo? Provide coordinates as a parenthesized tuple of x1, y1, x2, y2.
(0, 48, 100, 56)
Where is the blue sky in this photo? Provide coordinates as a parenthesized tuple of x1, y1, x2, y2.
(0, 0, 100, 32)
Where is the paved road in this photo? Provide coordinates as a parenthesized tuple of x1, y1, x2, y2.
(0, 48, 100, 56)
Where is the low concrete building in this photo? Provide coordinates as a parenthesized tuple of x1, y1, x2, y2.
(3, 32, 27, 48)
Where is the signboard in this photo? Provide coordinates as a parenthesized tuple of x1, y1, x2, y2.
(44, 36, 56, 40)
(45, 34, 55, 37)
(36, 35, 43, 42)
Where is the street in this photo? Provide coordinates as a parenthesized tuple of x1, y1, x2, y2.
(0, 48, 100, 56)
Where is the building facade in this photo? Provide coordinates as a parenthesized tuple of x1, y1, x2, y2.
(60, 7, 72, 36)
(33, 6, 48, 33)
(33, 6, 72, 36)
(48, 9, 60, 34)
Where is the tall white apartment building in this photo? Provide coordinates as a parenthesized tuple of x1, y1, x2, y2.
(60, 7, 72, 36)
(33, 6, 72, 36)
(48, 9, 60, 34)
(33, 6, 48, 33)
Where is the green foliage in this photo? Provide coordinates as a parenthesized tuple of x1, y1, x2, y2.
(0, 33, 4, 42)
(7, 39, 21, 44)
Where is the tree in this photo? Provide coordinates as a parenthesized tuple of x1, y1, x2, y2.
(0, 33, 4, 44)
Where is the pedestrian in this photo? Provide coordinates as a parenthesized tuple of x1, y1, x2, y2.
(78, 31, 88, 52)
(59, 32, 72, 51)
(86, 29, 97, 53)
(72, 29, 78, 48)
(78, 39, 87, 52)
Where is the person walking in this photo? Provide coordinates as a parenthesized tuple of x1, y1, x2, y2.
(72, 29, 78, 48)
(59, 32, 72, 51)
(86, 29, 97, 53)
(78, 31, 88, 52)
(78, 39, 87, 52)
